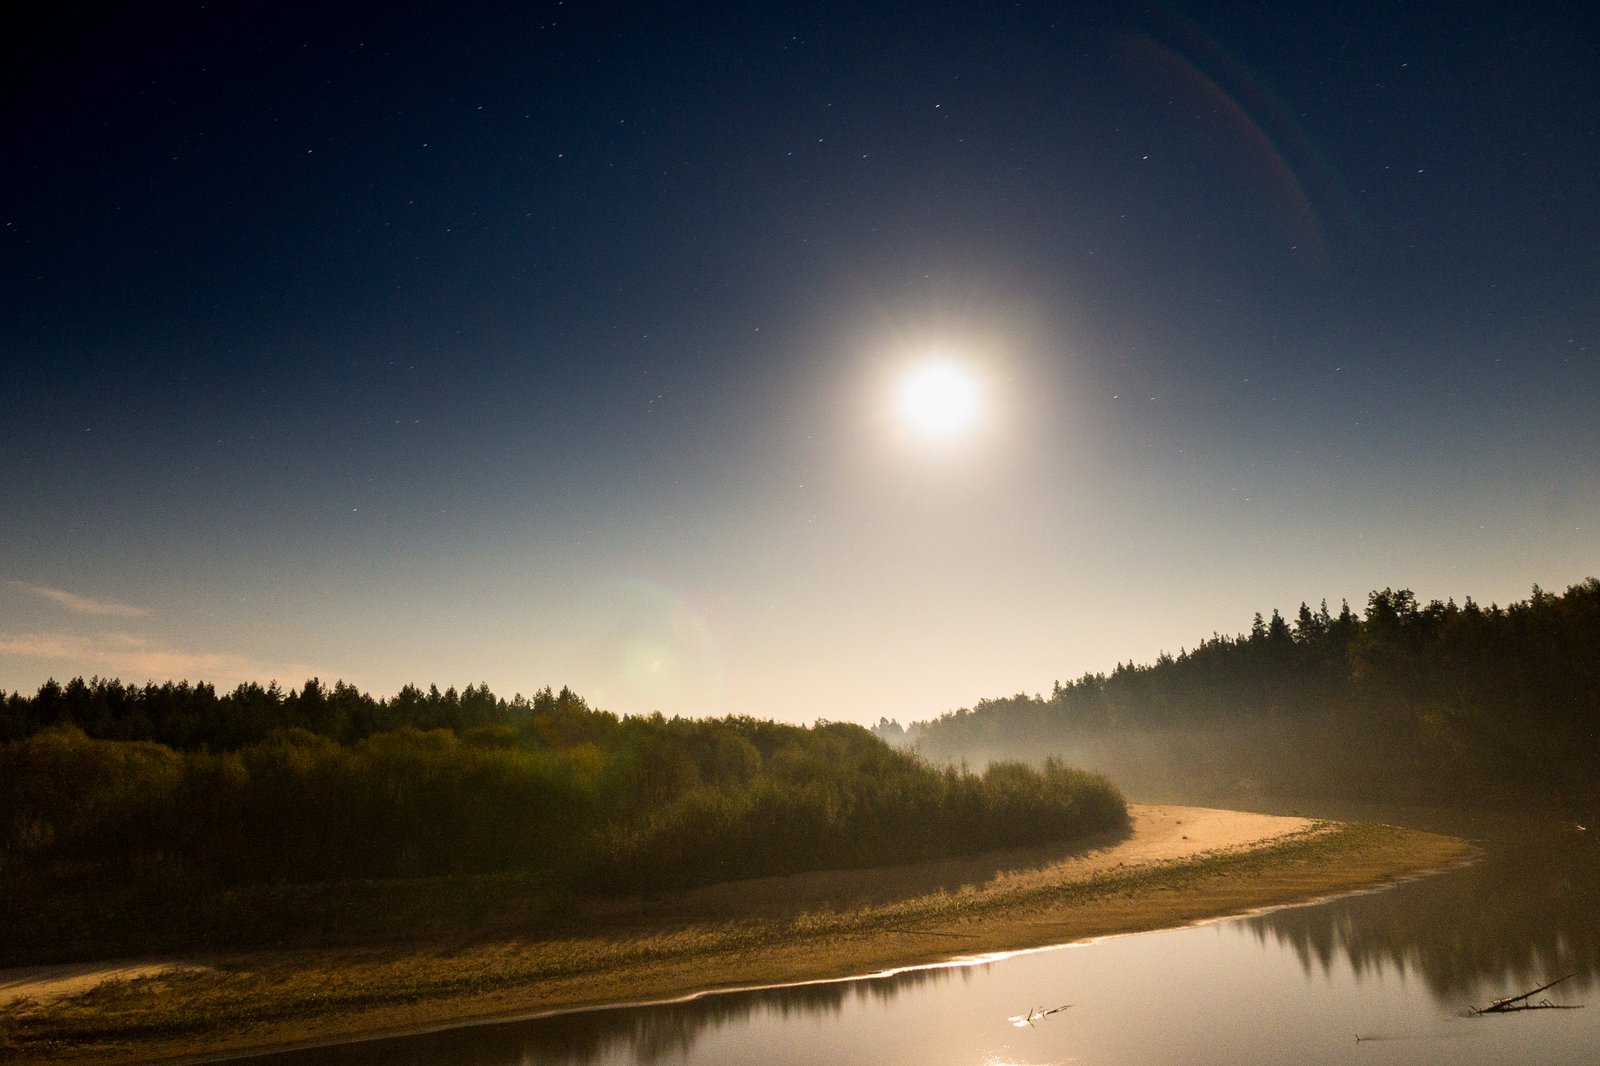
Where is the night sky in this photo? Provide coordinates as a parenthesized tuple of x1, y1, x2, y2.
(4, 1, 1597, 723)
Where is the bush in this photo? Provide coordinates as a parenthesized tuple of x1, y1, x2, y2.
(0, 709, 1124, 898)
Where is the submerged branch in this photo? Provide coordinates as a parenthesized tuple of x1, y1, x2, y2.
(1470, 973, 1583, 1014)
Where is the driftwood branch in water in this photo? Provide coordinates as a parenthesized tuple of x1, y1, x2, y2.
(1470, 973, 1584, 1015)
(1010, 1003, 1071, 1027)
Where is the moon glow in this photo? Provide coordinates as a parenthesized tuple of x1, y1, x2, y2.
(895, 362, 981, 441)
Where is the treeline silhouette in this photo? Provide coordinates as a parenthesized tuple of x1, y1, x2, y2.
(0, 675, 528, 750)
(897, 580, 1600, 807)
(0, 684, 1124, 906)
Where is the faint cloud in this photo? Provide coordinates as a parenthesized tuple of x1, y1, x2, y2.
(0, 630, 318, 688)
(10, 581, 150, 618)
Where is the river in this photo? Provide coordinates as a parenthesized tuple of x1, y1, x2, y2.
(252, 806, 1597, 1065)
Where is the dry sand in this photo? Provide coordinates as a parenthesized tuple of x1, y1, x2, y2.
(657, 803, 1314, 921)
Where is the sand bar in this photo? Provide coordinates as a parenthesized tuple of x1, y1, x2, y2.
(0, 807, 1476, 1064)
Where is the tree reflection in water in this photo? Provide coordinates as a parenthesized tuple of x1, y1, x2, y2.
(267, 964, 961, 1066)
(1244, 816, 1599, 1005)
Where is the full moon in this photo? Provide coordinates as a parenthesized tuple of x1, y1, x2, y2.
(895, 362, 980, 440)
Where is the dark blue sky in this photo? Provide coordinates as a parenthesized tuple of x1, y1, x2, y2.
(5, 0, 1597, 720)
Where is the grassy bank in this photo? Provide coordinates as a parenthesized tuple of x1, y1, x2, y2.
(0, 817, 1475, 1064)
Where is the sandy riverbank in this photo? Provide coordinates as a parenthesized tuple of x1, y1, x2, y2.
(0, 806, 1476, 1063)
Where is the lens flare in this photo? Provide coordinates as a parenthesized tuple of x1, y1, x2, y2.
(896, 362, 980, 440)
